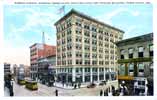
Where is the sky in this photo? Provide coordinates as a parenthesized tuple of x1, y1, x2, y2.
(2, 3, 153, 66)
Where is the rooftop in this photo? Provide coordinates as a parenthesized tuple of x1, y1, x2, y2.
(115, 33, 153, 46)
(54, 9, 125, 33)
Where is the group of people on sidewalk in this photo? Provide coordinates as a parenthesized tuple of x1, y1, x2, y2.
(59, 81, 82, 89)
(99, 85, 116, 96)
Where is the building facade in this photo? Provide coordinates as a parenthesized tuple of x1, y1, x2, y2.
(24, 65, 31, 78)
(38, 54, 56, 85)
(4, 63, 11, 77)
(30, 43, 56, 80)
(54, 9, 124, 84)
(116, 33, 153, 95)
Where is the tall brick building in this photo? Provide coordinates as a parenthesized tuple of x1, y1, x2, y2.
(30, 43, 56, 80)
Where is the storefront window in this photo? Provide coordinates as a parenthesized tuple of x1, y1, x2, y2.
(138, 63, 144, 76)
(119, 64, 125, 75)
(129, 64, 134, 76)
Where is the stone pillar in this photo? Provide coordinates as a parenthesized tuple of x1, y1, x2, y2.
(104, 67, 106, 81)
(82, 67, 85, 82)
(109, 68, 112, 81)
(97, 68, 100, 82)
(72, 68, 76, 82)
(90, 67, 93, 83)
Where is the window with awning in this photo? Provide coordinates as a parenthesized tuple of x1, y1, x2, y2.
(149, 45, 153, 51)
(138, 46, 144, 52)
(129, 48, 133, 54)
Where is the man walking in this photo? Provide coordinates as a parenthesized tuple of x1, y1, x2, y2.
(55, 89, 58, 96)
(100, 89, 103, 96)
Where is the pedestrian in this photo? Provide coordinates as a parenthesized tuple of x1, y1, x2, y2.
(100, 89, 103, 96)
(55, 89, 58, 96)
(103, 89, 106, 96)
(78, 82, 81, 88)
(9, 86, 14, 96)
(106, 88, 108, 96)
(74, 84, 77, 89)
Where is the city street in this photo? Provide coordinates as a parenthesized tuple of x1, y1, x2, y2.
(5, 81, 118, 96)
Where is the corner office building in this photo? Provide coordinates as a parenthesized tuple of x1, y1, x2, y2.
(54, 9, 124, 84)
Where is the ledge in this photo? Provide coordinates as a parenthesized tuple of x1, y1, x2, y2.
(117, 57, 153, 63)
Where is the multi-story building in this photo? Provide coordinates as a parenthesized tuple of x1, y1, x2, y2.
(17, 64, 25, 82)
(116, 33, 153, 95)
(54, 9, 124, 84)
(13, 64, 18, 76)
(4, 63, 11, 77)
(24, 65, 31, 78)
(38, 52, 56, 85)
(30, 43, 56, 80)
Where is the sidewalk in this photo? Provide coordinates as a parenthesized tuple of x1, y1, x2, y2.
(4, 87, 10, 96)
(53, 82, 87, 90)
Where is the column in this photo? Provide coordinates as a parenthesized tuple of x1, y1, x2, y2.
(90, 67, 93, 83)
(125, 63, 128, 76)
(104, 67, 106, 81)
(109, 68, 112, 81)
(72, 67, 76, 82)
(97, 68, 100, 82)
(82, 67, 85, 82)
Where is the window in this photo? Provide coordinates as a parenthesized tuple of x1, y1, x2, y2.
(149, 44, 153, 57)
(75, 22, 82, 27)
(120, 49, 125, 59)
(92, 26, 97, 32)
(92, 60, 97, 65)
(76, 36, 82, 42)
(128, 48, 133, 58)
(85, 53, 90, 58)
(84, 38, 90, 44)
(85, 45, 90, 51)
(67, 37, 72, 43)
(76, 28, 82, 35)
(76, 44, 82, 50)
(84, 30, 90, 37)
(76, 60, 82, 65)
(98, 29, 103, 34)
(92, 54, 97, 58)
(85, 60, 90, 65)
(85, 68, 90, 72)
(119, 64, 125, 75)
(138, 63, 144, 76)
(66, 19, 72, 27)
(92, 33, 97, 38)
(138, 46, 144, 57)
(67, 28, 72, 35)
(129, 64, 134, 76)
(92, 40, 97, 45)
(76, 52, 82, 57)
(84, 24, 90, 30)
(67, 44, 72, 50)
(99, 61, 103, 65)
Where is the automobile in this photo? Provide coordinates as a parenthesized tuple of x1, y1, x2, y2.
(99, 81, 106, 86)
(87, 83, 96, 88)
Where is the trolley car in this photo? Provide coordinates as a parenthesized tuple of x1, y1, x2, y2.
(25, 80, 38, 90)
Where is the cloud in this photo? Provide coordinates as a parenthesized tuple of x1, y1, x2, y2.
(1, 47, 30, 65)
(96, 7, 140, 26)
(124, 25, 137, 39)
(5, 6, 59, 47)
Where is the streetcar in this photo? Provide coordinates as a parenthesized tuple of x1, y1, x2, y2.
(17, 66, 25, 85)
(25, 80, 38, 90)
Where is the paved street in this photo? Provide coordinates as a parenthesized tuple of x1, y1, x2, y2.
(5, 80, 118, 96)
